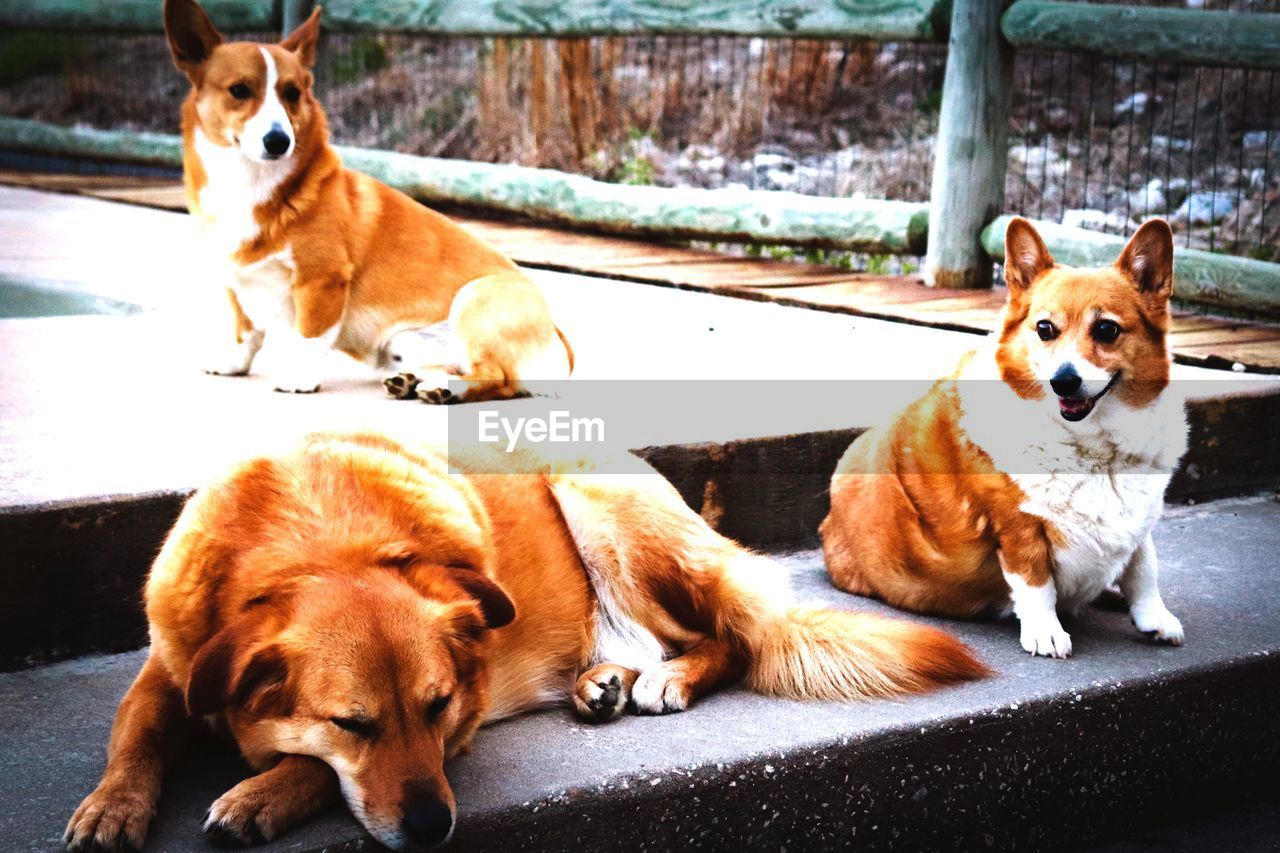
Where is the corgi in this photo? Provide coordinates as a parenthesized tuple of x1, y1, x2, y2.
(820, 218, 1188, 659)
(66, 433, 985, 851)
(164, 0, 572, 401)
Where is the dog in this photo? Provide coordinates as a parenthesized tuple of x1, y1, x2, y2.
(164, 0, 572, 402)
(820, 218, 1187, 659)
(65, 432, 986, 851)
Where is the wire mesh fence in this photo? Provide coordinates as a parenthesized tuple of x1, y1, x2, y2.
(1010, 53, 1278, 260)
(0, 23, 1274, 261)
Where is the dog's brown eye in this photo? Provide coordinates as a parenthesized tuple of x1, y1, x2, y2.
(282, 85, 301, 104)
(1092, 319, 1121, 344)
(1035, 319, 1058, 341)
(331, 716, 376, 737)
(426, 695, 451, 720)
(228, 83, 251, 100)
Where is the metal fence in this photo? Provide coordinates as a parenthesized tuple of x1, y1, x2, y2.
(1, 25, 1274, 261)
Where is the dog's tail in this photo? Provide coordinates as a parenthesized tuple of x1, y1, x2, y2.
(740, 602, 989, 700)
(549, 472, 988, 702)
(715, 555, 989, 701)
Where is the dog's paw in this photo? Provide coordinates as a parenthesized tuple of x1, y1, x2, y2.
(202, 778, 298, 847)
(572, 664, 636, 723)
(416, 383, 455, 405)
(1131, 603, 1184, 646)
(1019, 623, 1073, 659)
(409, 369, 460, 405)
(203, 362, 251, 377)
(632, 663, 692, 714)
(384, 372, 419, 400)
(201, 331, 264, 377)
(64, 784, 154, 852)
(272, 375, 322, 394)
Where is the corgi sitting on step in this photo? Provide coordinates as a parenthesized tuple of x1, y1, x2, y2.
(820, 218, 1188, 658)
(164, 0, 572, 401)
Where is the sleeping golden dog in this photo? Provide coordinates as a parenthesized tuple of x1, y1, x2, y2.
(65, 433, 985, 851)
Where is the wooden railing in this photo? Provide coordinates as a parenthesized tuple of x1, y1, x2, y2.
(0, 0, 1277, 316)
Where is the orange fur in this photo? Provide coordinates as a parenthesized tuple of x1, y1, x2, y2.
(68, 435, 984, 851)
(165, 0, 570, 400)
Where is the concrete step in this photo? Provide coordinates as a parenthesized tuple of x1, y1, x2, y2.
(3, 323, 1277, 670)
(3, 494, 1279, 852)
(2, 271, 1278, 671)
(3, 182, 1279, 670)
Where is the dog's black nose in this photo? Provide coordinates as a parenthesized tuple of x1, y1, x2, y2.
(1050, 363, 1082, 397)
(262, 126, 291, 159)
(400, 794, 453, 848)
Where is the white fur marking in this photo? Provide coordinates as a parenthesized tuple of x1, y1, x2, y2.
(271, 322, 339, 393)
(1003, 570, 1072, 658)
(202, 327, 264, 376)
(550, 486, 666, 671)
(241, 48, 294, 162)
(1121, 534, 1185, 644)
(381, 322, 470, 373)
(632, 663, 689, 714)
(194, 127, 288, 253)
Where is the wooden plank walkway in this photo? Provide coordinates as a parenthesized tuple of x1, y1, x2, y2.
(4, 170, 1278, 372)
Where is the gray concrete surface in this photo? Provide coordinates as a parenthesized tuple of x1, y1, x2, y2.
(2, 184, 1273, 511)
(0, 277, 983, 512)
(3, 494, 1278, 852)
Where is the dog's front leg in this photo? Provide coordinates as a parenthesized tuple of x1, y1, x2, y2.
(997, 521, 1072, 659)
(632, 638, 747, 715)
(273, 271, 349, 393)
(203, 755, 340, 846)
(201, 286, 264, 377)
(65, 655, 186, 851)
(1120, 534, 1184, 645)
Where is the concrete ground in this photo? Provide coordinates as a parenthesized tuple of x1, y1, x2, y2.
(4, 185, 1280, 852)
(2, 494, 1278, 852)
(1, 185, 1274, 510)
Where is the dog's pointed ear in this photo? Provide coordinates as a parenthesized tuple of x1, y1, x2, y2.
(280, 5, 323, 68)
(445, 567, 516, 631)
(186, 628, 289, 717)
(1004, 217, 1055, 297)
(164, 0, 223, 81)
(1116, 219, 1175, 305)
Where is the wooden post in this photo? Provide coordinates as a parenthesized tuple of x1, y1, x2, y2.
(924, 0, 1014, 289)
(281, 0, 311, 37)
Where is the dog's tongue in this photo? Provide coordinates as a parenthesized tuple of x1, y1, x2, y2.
(1059, 396, 1091, 417)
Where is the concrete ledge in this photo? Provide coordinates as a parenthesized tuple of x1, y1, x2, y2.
(5, 382, 1279, 671)
(0, 494, 181, 669)
(4, 496, 1279, 851)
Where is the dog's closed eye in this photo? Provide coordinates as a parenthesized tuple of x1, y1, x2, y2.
(426, 695, 451, 721)
(331, 715, 377, 738)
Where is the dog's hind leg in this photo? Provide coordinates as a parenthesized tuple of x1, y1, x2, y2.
(414, 361, 519, 405)
(64, 655, 186, 852)
(203, 755, 340, 846)
(631, 639, 747, 715)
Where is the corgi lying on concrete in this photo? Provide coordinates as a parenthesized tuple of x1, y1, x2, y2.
(164, 0, 572, 402)
(821, 218, 1188, 659)
(66, 433, 984, 851)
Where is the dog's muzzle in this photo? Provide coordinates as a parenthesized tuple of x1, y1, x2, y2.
(1053, 365, 1119, 422)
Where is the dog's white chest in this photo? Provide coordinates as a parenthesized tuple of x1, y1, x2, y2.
(193, 127, 289, 258)
(1013, 467, 1168, 610)
(958, 362, 1186, 612)
(227, 247, 297, 330)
